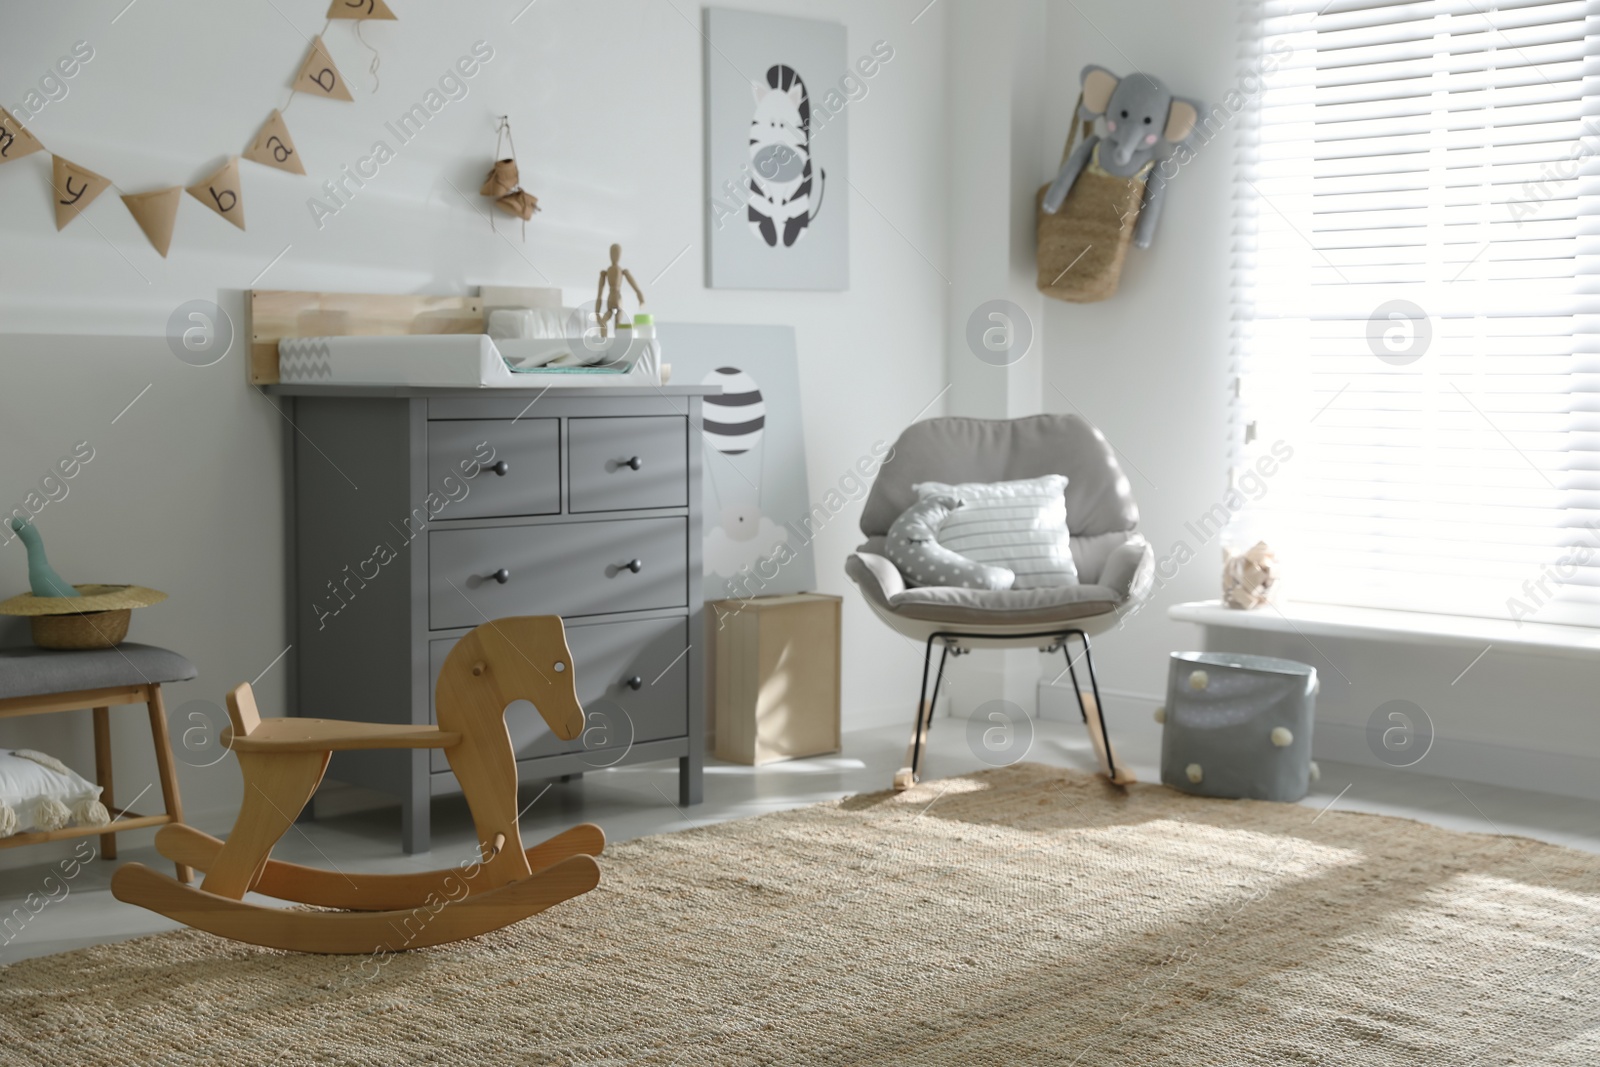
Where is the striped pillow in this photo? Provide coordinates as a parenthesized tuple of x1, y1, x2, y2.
(913, 475, 1078, 589)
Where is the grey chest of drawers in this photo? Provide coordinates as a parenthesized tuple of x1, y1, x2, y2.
(269, 384, 713, 853)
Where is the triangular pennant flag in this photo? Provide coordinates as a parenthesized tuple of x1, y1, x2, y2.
(50, 156, 113, 230)
(293, 35, 353, 100)
(0, 108, 44, 164)
(187, 157, 246, 231)
(244, 110, 305, 175)
(121, 187, 183, 257)
(326, 0, 396, 19)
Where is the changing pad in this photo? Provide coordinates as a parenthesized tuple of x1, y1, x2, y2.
(278, 334, 661, 389)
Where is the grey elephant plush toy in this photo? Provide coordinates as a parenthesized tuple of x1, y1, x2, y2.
(1041, 65, 1202, 249)
(886, 496, 1014, 591)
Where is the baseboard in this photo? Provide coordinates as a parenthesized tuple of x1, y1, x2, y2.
(1037, 682, 1160, 724)
(1035, 680, 1600, 802)
(1312, 720, 1600, 803)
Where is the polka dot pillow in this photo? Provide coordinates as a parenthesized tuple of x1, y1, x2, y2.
(886, 496, 1015, 591)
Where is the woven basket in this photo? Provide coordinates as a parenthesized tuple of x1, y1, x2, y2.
(30, 609, 131, 650)
(1036, 108, 1146, 304)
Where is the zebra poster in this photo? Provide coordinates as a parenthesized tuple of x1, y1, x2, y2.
(704, 7, 849, 291)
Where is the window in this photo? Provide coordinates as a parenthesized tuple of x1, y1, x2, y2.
(1233, 0, 1600, 626)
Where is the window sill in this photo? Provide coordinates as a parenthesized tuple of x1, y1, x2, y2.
(1169, 600, 1600, 661)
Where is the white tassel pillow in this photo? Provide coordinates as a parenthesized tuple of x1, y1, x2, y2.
(0, 749, 110, 836)
(913, 475, 1080, 589)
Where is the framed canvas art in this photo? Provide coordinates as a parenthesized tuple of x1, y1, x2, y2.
(657, 323, 816, 603)
(704, 7, 850, 291)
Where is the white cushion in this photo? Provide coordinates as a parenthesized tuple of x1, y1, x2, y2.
(913, 475, 1079, 589)
(0, 749, 109, 837)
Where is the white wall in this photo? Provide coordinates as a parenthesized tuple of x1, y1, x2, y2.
(1033, 0, 1236, 706)
(0, 0, 951, 852)
(1035, 0, 1600, 796)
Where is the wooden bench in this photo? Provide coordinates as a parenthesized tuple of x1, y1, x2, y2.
(0, 643, 194, 882)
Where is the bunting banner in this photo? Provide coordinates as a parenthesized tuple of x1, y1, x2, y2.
(244, 110, 305, 175)
(293, 35, 354, 101)
(187, 157, 246, 231)
(6, 13, 393, 255)
(0, 108, 45, 164)
(121, 187, 182, 257)
(328, 0, 397, 19)
(51, 156, 112, 230)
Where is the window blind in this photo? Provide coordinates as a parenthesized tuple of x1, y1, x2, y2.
(1232, 0, 1600, 626)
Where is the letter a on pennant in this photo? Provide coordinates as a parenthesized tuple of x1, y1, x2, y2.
(0, 108, 44, 164)
(51, 156, 112, 230)
(326, 0, 397, 19)
(293, 35, 353, 100)
(187, 157, 246, 231)
(244, 109, 306, 175)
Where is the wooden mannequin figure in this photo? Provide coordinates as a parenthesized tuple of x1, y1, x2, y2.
(595, 243, 645, 338)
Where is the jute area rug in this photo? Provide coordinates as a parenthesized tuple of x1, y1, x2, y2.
(1, 763, 1595, 1066)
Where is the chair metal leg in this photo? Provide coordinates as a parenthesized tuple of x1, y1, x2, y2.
(918, 645, 952, 773)
(1062, 631, 1130, 785)
(896, 637, 950, 791)
(1061, 646, 1090, 724)
(892, 627, 1133, 791)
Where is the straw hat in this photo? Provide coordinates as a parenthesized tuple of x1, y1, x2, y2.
(0, 584, 167, 616)
(0, 584, 166, 649)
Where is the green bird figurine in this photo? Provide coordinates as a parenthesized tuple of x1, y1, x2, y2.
(10, 518, 77, 598)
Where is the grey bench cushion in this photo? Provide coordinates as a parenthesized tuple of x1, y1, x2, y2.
(0, 643, 197, 700)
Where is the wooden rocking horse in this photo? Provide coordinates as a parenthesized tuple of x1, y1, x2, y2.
(111, 616, 605, 954)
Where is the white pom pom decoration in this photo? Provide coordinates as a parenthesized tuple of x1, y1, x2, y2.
(1189, 670, 1209, 691)
(72, 796, 110, 828)
(1309, 761, 1321, 782)
(1271, 727, 1294, 748)
(31, 796, 72, 832)
(1185, 763, 1204, 784)
(0, 802, 16, 838)
(1153, 705, 1166, 724)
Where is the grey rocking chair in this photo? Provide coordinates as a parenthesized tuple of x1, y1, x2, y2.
(845, 415, 1153, 790)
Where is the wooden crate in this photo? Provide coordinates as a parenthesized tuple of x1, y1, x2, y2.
(709, 594, 841, 765)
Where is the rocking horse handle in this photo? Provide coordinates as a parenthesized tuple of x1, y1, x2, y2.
(435, 616, 587, 890)
(481, 459, 510, 476)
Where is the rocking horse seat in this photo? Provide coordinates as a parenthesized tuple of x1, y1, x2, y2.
(223, 718, 460, 754)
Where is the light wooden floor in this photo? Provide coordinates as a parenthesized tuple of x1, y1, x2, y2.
(1, 718, 1595, 964)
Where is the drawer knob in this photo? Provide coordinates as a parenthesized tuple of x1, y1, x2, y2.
(624, 558, 643, 574)
(480, 460, 510, 477)
(626, 676, 643, 691)
(491, 567, 511, 585)
(624, 456, 643, 471)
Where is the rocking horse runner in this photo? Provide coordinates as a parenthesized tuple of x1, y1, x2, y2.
(111, 616, 605, 954)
